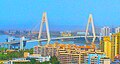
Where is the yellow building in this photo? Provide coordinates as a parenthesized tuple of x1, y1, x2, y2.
(100, 36, 113, 61)
(100, 36, 110, 52)
(104, 41, 111, 58)
(24, 52, 29, 58)
(0, 61, 5, 64)
(111, 41, 115, 62)
(111, 33, 120, 56)
(104, 36, 111, 58)
(61, 32, 72, 37)
(100, 33, 120, 62)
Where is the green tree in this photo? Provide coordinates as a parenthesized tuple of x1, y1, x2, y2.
(19, 50, 24, 57)
(24, 48, 33, 54)
(0, 47, 7, 52)
(30, 58, 36, 64)
(41, 61, 50, 64)
(50, 56, 60, 64)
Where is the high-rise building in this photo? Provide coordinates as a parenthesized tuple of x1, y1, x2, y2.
(101, 27, 111, 36)
(111, 33, 120, 56)
(100, 33, 120, 62)
(100, 36, 113, 61)
(115, 27, 120, 33)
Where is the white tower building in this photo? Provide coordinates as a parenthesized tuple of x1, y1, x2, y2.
(115, 27, 120, 33)
(101, 27, 111, 36)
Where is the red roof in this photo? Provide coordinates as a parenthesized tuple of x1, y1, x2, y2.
(115, 54, 120, 60)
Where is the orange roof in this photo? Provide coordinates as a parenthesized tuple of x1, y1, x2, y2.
(34, 42, 94, 49)
(6, 50, 16, 52)
(59, 44, 66, 48)
(66, 44, 71, 48)
(78, 45, 91, 49)
(85, 46, 91, 48)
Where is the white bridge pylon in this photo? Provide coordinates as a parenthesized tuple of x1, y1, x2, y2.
(38, 12, 51, 44)
(85, 14, 96, 43)
(38, 12, 97, 44)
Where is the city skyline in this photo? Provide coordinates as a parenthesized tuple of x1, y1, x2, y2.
(0, 1, 120, 63)
(0, 0, 120, 30)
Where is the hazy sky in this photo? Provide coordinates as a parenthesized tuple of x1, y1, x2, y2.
(0, 0, 120, 31)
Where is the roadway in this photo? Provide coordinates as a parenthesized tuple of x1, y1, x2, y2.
(0, 35, 103, 45)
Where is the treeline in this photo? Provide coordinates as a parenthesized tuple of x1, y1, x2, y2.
(0, 47, 33, 60)
(0, 50, 24, 60)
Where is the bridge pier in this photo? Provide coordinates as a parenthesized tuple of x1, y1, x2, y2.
(7, 44, 11, 50)
(6, 36, 14, 50)
(13, 45, 16, 49)
(99, 36, 102, 41)
(38, 41, 42, 46)
(20, 36, 25, 50)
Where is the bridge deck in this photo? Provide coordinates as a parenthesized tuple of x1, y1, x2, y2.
(0, 36, 103, 45)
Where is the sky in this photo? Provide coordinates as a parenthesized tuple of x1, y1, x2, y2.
(0, 0, 120, 31)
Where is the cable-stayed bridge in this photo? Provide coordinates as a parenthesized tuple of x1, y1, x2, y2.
(0, 12, 103, 50)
